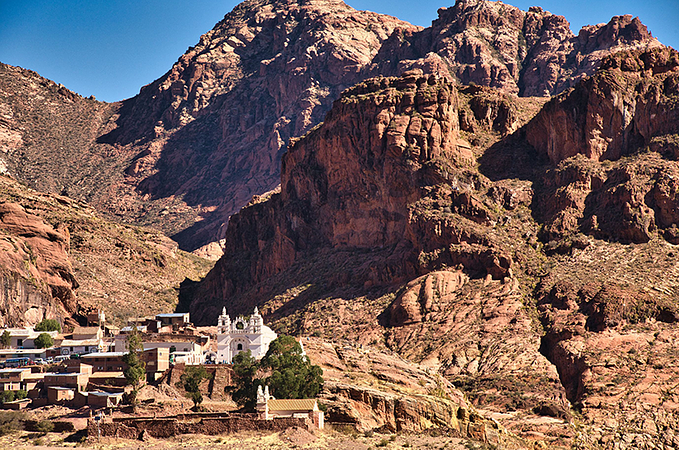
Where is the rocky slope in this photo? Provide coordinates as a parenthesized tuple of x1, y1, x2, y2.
(0, 175, 212, 327)
(183, 46, 679, 447)
(0, 0, 662, 255)
(0, 201, 77, 327)
(369, 0, 662, 96)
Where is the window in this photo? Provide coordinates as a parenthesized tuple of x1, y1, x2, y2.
(237, 344, 243, 351)
(170, 346, 176, 353)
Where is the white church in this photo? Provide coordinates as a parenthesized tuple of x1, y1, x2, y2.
(216, 307, 278, 363)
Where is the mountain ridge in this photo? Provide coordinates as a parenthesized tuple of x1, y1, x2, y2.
(1, 0, 662, 254)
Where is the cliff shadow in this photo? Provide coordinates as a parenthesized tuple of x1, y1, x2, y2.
(477, 132, 549, 183)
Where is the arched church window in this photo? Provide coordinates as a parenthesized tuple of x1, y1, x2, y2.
(237, 343, 243, 350)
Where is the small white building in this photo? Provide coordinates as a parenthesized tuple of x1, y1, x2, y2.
(216, 307, 277, 363)
(1, 328, 59, 349)
(255, 385, 324, 429)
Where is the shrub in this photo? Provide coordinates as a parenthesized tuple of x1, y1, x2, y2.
(34, 319, 61, 332)
(0, 411, 24, 436)
(34, 333, 54, 349)
(35, 420, 54, 433)
(178, 366, 211, 409)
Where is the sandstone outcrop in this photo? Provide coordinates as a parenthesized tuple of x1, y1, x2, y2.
(526, 48, 679, 242)
(103, 0, 416, 250)
(369, 0, 662, 97)
(1, 0, 664, 254)
(188, 71, 520, 324)
(0, 175, 212, 327)
(303, 338, 511, 445)
(0, 202, 77, 326)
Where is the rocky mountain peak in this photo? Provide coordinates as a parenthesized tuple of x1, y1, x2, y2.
(370, 0, 661, 97)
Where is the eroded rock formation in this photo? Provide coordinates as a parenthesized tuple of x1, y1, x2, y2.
(370, 0, 662, 96)
(0, 202, 77, 326)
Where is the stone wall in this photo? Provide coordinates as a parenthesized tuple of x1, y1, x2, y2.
(87, 414, 308, 439)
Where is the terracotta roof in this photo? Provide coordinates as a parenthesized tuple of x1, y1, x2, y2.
(73, 327, 100, 335)
(268, 399, 317, 412)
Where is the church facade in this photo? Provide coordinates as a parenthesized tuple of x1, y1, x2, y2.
(216, 307, 277, 363)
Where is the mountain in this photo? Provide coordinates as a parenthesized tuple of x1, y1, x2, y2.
(369, 1, 662, 96)
(0, 0, 660, 256)
(1, 0, 677, 445)
(0, 175, 212, 327)
(183, 46, 679, 446)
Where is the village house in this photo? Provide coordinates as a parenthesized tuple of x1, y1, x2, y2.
(216, 307, 277, 363)
(58, 326, 105, 356)
(88, 391, 124, 408)
(114, 313, 208, 365)
(80, 348, 169, 380)
(0, 368, 31, 391)
(255, 385, 324, 429)
(44, 372, 90, 392)
(1, 328, 59, 349)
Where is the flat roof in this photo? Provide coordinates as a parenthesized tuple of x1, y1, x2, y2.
(155, 313, 189, 318)
(89, 372, 124, 378)
(268, 399, 317, 411)
(88, 391, 124, 397)
(60, 339, 101, 346)
(0, 368, 30, 373)
(46, 372, 87, 377)
(0, 349, 46, 355)
(81, 352, 125, 358)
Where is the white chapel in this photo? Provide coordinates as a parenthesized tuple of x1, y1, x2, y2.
(216, 307, 277, 363)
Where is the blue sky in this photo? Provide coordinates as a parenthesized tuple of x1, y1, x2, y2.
(1, 0, 677, 103)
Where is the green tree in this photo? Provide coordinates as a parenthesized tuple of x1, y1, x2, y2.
(122, 329, 146, 404)
(0, 331, 10, 349)
(34, 319, 60, 332)
(34, 333, 54, 349)
(261, 336, 323, 400)
(229, 350, 261, 411)
(178, 366, 211, 409)
(228, 336, 323, 411)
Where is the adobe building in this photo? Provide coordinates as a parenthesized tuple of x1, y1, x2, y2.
(255, 385, 324, 429)
(216, 307, 277, 363)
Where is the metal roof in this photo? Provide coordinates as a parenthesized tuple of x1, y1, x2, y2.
(268, 399, 317, 411)
(81, 352, 125, 358)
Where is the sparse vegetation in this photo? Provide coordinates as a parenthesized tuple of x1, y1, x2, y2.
(178, 365, 212, 409)
(34, 319, 60, 332)
(0, 411, 24, 436)
(122, 329, 146, 404)
(34, 332, 53, 349)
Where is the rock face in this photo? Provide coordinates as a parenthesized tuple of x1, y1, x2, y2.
(0, 0, 662, 254)
(0, 0, 414, 252)
(0, 175, 213, 327)
(0, 202, 77, 326)
(101, 0, 416, 250)
(527, 48, 679, 242)
(304, 338, 514, 445)
(183, 45, 679, 447)
(188, 70, 518, 323)
(370, 0, 662, 96)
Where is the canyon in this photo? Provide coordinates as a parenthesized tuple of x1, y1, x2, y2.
(1, 0, 679, 447)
